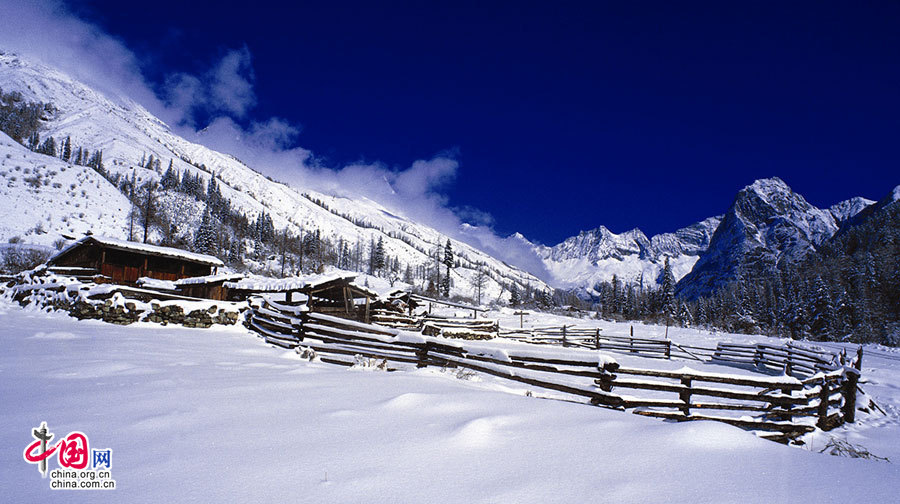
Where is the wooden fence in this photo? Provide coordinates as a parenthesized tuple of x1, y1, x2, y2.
(248, 296, 861, 442)
(371, 308, 499, 339)
(499, 325, 855, 380)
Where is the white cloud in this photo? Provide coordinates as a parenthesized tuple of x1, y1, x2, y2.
(0, 0, 551, 282)
(166, 46, 256, 124)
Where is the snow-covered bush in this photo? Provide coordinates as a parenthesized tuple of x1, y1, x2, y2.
(1, 246, 51, 273)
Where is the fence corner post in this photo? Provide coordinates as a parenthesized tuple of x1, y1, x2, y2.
(817, 377, 829, 429)
(680, 377, 691, 416)
(416, 342, 430, 368)
(842, 370, 859, 424)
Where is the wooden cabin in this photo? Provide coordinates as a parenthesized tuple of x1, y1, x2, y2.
(48, 236, 223, 284)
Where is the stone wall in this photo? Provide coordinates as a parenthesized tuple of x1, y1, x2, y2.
(69, 299, 242, 327)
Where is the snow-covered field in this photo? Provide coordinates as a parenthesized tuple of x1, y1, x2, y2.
(2, 299, 899, 503)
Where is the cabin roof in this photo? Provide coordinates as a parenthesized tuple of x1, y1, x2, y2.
(224, 272, 378, 298)
(175, 273, 245, 286)
(50, 236, 224, 267)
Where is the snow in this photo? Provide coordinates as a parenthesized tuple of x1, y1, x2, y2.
(0, 132, 132, 245)
(173, 273, 244, 286)
(224, 272, 356, 291)
(3, 299, 900, 502)
(135, 277, 176, 290)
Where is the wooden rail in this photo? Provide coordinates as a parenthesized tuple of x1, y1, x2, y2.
(247, 296, 863, 441)
(498, 326, 854, 380)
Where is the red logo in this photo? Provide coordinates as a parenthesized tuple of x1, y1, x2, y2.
(23, 422, 90, 477)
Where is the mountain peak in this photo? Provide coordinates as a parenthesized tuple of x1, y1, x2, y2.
(677, 178, 838, 299)
(746, 176, 790, 194)
(830, 196, 875, 224)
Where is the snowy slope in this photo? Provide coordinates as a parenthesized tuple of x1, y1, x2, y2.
(0, 131, 132, 244)
(3, 301, 900, 502)
(0, 51, 547, 300)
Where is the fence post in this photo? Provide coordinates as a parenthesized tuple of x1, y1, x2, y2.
(665, 340, 671, 359)
(595, 328, 600, 350)
(817, 378, 829, 429)
(294, 312, 305, 342)
(842, 370, 859, 424)
(680, 377, 691, 416)
(855, 346, 863, 372)
(562, 325, 567, 347)
(785, 348, 793, 377)
(629, 326, 635, 353)
(416, 342, 430, 368)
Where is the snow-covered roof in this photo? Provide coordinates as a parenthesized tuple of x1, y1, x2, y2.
(223, 273, 375, 296)
(175, 273, 245, 286)
(136, 277, 177, 291)
(224, 276, 315, 292)
(50, 236, 224, 267)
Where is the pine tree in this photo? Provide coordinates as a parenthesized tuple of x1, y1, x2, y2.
(62, 136, 71, 162)
(141, 181, 157, 243)
(38, 136, 56, 157)
(509, 285, 520, 306)
(403, 265, 414, 284)
(194, 209, 216, 255)
(372, 237, 386, 275)
(28, 131, 40, 151)
(441, 239, 454, 297)
(161, 162, 179, 189)
(661, 257, 676, 319)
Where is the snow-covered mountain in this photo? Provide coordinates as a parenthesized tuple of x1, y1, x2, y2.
(835, 185, 899, 235)
(829, 196, 875, 225)
(675, 177, 871, 299)
(0, 51, 548, 300)
(534, 177, 877, 300)
(533, 216, 721, 296)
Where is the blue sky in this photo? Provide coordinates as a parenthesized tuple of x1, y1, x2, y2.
(6, 1, 900, 245)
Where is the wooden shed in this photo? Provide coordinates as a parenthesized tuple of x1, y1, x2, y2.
(48, 235, 223, 284)
(225, 274, 379, 322)
(175, 273, 246, 301)
(300, 275, 379, 322)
